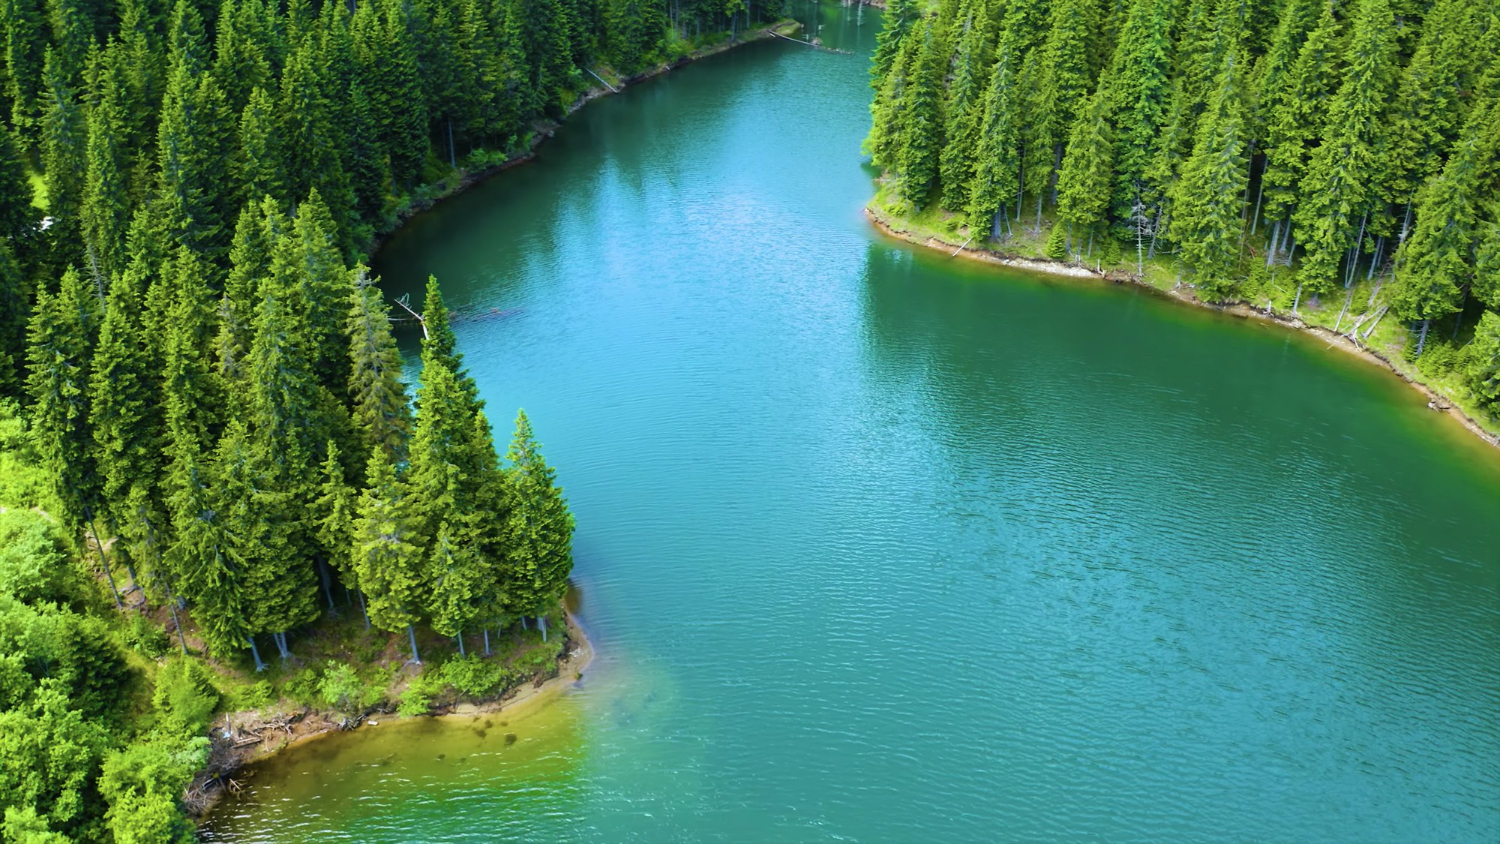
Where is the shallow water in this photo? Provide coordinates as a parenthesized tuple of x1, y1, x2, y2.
(204, 5, 1500, 841)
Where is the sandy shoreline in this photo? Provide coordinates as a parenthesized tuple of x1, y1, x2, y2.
(865, 207, 1500, 451)
(191, 613, 594, 819)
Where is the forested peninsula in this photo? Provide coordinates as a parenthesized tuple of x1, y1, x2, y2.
(0, 0, 791, 839)
(864, 0, 1500, 435)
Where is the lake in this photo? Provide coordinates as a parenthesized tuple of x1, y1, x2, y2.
(203, 4, 1500, 840)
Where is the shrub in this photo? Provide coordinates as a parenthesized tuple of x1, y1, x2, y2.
(1045, 222, 1068, 261)
(439, 656, 513, 698)
(123, 613, 170, 658)
(319, 663, 362, 714)
(153, 657, 220, 736)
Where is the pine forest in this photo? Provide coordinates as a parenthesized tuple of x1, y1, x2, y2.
(0, 0, 788, 839)
(866, 0, 1500, 416)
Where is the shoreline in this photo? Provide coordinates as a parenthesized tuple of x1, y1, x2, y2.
(865, 206, 1500, 452)
(365, 20, 802, 258)
(190, 612, 594, 821)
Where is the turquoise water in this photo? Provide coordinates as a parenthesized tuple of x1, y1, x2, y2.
(204, 6, 1500, 841)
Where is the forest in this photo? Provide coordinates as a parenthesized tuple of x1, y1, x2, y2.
(0, 0, 789, 839)
(866, 0, 1500, 417)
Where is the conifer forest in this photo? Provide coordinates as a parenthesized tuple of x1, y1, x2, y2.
(867, 0, 1500, 412)
(1, 0, 1498, 839)
(0, 0, 788, 839)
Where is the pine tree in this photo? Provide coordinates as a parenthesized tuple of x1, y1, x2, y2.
(166, 440, 251, 659)
(1294, 0, 1396, 292)
(898, 20, 943, 207)
(1389, 115, 1485, 351)
(313, 440, 358, 603)
(243, 276, 322, 658)
(26, 267, 99, 530)
(1259, 1, 1341, 239)
(2, 0, 46, 142)
(1056, 87, 1116, 246)
(937, 0, 996, 210)
(1383, 0, 1478, 213)
(347, 268, 412, 467)
(156, 58, 233, 258)
(1170, 52, 1249, 301)
(215, 201, 273, 383)
(420, 275, 479, 408)
(40, 48, 86, 272)
(1033, 0, 1099, 202)
(81, 88, 130, 282)
(426, 519, 484, 653)
(236, 86, 287, 211)
(1106, 0, 1174, 233)
(0, 243, 28, 391)
(0, 126, 36, 243)
(1464, 310, 1500, 411)
(965, 29, 1023, 240)
(505, 409, 573, 634)
(353, 443, 428, 662)
(88, 269, 168, 580)
(870, 0, 920, 91)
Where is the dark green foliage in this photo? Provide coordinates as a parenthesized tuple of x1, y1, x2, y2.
(505, 410, 573, 618)
(0, 508, 80, 605)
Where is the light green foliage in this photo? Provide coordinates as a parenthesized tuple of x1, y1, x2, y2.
(1464, 311, 1500, 412)
(1045, 222, 1068, 260)
(319, 662, 362, 713)
(151, 656, 220, 737)
(0, 509, 80, 606)
(98, 738, 207, 844)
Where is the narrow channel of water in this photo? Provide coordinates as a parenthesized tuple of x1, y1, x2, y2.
(204, 5, 1500, 840)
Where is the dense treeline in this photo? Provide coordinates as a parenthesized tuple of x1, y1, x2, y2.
(867, 0, 1500, 415)
(0, 0, 790, 836)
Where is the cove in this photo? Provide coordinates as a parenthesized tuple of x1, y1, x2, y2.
(203, 4, 1500, 841)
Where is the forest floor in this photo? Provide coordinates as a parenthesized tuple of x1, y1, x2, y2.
(865, 184, 1500, 450)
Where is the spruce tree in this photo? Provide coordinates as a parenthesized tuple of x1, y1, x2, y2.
(965, 30, 1023, 240)
(1056, 87, 1116, 248)
(347, 268, 412, 467)
(0, 126, 36, 243)
(937, 0, 995, 210)
(166, 441, 251, 660)
(26, 266, 99, 530)
(1293, 0, 1396, 292)
(1170, 53, 1249, 301)
(505, 409, 573, 635)
(236, 86, 287, 211)
(898, 20, 943, 207)
(1106, 0, 1174, 234)
(88, 268, 167, 578)
(81, 89, 130, 282)
(353, 443, 428, 662)
(1259, 1, 1341, 244)
(40, 48, 86, 272)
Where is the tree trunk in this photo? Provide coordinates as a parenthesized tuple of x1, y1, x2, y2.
(246, 636, 267, 672)
(274, 631, 291, 661)
(358, 590, 370, 629)
(318, 559, 336, 610)
(447, 120, 456, 169)
(1453, 287, 1469, 339)
(1249, 158, 1265, 236)
(1266, 219, 1282, 267)
(456, 631, 466, 658)
(521, 615, 529, 631)
(165, 581, 189, 655)
(1034, 192, 1044, 234)
(1292, 283, 1303, 314)
(1415, 318, 1430, 355)
(407, 624, 422, 664)
(83, 509, 122, 609)
(539, 615, 548, 642)
(483, 629, 491, 656)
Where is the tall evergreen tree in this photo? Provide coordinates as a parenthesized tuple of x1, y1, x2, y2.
(966, 29, 1023, 240)
(505, 410, 572, 638)
(347, 268, 412, 467)
(353, 443, 428, 662)
(1293, 0, 1397, 292)
(25, 266, 98, 530)
(1170, 53, 1249, 300)
(1056, 86, 1116, 250)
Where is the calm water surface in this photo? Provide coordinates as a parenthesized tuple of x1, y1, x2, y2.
(204, 5, 1500, 841)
